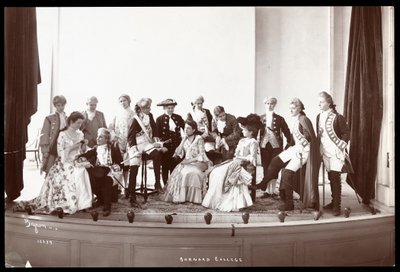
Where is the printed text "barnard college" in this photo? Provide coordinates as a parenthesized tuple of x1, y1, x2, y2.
(179, 256, 243, 262)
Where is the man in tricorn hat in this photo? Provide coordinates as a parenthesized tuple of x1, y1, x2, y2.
(155, 98, 185, 186)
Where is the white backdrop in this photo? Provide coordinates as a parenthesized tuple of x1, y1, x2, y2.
(52, 7, 255, 125)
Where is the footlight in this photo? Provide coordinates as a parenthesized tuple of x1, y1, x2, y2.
(204, 212, 212, 224)
(313, 210, 322, 221)
(25, 205, 33, 215)
(277, 211, 287, 223)
(344, 207, 351, 218)
(56, 207, 64, 219)
(127, 210, 135, 223)
(165, 214, 173, 224)
(242, 212, 250, 224)
(91, 211, 99, 222)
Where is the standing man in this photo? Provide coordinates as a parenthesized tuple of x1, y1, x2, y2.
(259, 97, 291, 198)
(81, 96, 107, 148)
(317, 91, 352, 216)
(155, 98, 185, 187)
(39, 95, 68, 175)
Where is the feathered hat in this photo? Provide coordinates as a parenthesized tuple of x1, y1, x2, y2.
(237, 113, 263, 131)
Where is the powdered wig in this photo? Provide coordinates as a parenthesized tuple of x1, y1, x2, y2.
(193, 95, 204, 104)
(135, 98, 152, 114)
(290, 97, 305, 112)
(263, 96, 277, 104)
(319, 91, 336, 110)
(97, 128, 111, 142)
(86, 96, 98, 104)
(52, 95, 67, 106)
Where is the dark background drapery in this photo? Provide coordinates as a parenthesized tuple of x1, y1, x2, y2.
(4, 7, 41, 201)
(343, 7, 383, 205)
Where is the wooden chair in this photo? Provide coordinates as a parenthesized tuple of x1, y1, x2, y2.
(134, 153, 158, 203)
(25, 129, 41, 168)
(241, 161, 257, 202)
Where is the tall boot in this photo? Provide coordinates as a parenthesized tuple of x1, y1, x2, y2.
(278, 169, 295, 211)
(150, 150, 162, 191)
(256, 156, 285, 191)
(128, 166, 139, 207)
(329, 171, 342, 216)
(323, 172, 334, 210)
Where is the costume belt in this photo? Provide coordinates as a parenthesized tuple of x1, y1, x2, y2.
(325, 112, 347, 150)
(293, 128, 309, 148)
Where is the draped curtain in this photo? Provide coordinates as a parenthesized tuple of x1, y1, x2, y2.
(4, 7, 41, 201)
(343, 7, 383, 205)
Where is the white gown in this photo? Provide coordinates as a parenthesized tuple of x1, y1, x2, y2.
(16, 130, 93, 214)
(202, 137, 258, 212)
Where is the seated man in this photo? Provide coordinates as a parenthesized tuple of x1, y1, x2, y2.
(77, 128, 123, 217)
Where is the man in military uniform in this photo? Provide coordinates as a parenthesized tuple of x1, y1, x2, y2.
(317, 91, 353, 216)
(258, 97, 291, 198)
(155, 99, 185, 187)
(39, 95, 68, 175)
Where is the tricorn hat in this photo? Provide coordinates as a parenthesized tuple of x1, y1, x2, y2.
(157, 98, 177, 107)
(237, 113, 263, 131)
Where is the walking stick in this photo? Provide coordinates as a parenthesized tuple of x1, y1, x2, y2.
(346, 173, 362, 204)
(298, 152, 305, 212)
(322, 162, 325, 207)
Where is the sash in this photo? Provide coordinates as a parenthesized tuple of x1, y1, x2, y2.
(133, 115, 155, 153)
(293, 126, 309, 148)
(325, 112, 347, 150)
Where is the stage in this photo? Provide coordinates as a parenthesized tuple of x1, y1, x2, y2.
(4, 159, 396, 267)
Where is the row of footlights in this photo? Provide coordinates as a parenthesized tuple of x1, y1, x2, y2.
(24, 206, 378, 223)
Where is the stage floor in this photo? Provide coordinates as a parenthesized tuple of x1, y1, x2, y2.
(5, 158, 395, 267)
(7, 156, 382, 222)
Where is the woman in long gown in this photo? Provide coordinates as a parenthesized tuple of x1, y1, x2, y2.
(202, 114, 262, 212)
(15, 112, 93, 215)
(163, 120, 212, 204)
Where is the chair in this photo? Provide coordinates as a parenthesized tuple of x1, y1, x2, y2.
(241, 160, 257, 202)
(25, 129, 41, 168)
(134, 153, 158, 203)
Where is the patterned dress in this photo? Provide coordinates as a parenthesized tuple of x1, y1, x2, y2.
(108, 107, 135, 165)
(15, 130, 92, 214)
(202, 137, 258, 212)
(162, 135, 212, 204)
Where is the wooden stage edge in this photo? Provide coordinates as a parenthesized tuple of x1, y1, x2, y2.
(5, 209, 395, 267)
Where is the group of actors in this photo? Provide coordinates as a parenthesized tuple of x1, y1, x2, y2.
(15, 92, 352, 218)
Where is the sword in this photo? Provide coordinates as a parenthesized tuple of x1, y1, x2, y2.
(122, 139, 172, 165)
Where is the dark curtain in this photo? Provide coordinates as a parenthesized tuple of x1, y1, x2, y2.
(343, 7, 383, 205)
(4, 7, 41, 201)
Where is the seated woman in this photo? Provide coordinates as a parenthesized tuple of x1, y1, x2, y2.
(187, 95, 222, 165)
(162, 119, 212, 204)
(15, 112, 92, 215)
(202, 114, 262, 212)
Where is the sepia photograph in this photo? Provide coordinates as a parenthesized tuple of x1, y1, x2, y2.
(4, 5, 395, 267)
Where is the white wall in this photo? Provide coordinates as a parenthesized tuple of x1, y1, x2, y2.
(50, 7, 255, 123)
(331, 6, 352, 114)
(25, 7, 59, 159)
(255, 7, 331, 126)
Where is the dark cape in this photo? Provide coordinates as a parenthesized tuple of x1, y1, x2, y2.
(296, 115, 320, 209)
